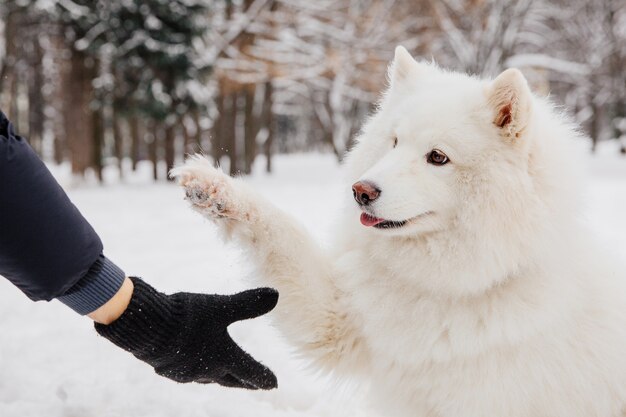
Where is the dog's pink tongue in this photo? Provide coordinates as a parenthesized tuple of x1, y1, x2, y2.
(360, 212, 384, 227)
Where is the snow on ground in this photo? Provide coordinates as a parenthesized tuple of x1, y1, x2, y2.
(1, 147, 625, 417)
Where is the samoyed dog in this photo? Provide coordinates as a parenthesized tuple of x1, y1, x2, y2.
(172, 46, 626, 416)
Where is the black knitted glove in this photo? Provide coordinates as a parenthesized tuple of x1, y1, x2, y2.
(94, 277, 278, 390)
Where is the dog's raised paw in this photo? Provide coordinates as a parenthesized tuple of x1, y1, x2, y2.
(170, 156, 244, 221)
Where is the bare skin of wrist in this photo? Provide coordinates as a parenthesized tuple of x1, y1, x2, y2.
(88, 277, 134, 325)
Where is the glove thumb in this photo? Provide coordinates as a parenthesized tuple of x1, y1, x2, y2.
(220, 287, 279, 324)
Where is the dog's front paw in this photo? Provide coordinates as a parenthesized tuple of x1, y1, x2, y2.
(170, 155, 249, 222)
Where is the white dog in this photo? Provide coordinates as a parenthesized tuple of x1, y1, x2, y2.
(171, 46, 626, 417)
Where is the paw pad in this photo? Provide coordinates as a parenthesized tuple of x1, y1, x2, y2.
(171, 156, 247, 222)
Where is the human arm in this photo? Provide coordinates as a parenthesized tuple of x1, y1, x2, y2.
(0, 111, 278, 389)
(0, 111, 125, 313)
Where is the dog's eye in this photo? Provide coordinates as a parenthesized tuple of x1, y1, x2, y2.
(393, 137, 398, 148)
(427, 149, 449, 166)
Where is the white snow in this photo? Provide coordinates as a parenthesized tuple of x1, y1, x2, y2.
(1, 150, 625, 417)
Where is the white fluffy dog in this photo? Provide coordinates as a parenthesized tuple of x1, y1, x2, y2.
(171, 46, 626, 417)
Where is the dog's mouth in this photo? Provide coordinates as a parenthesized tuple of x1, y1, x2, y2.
(360, 212, 432, 229)
(360, 213, 407, 229)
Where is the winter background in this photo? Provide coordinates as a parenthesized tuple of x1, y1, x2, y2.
(0, 1, 625, 416)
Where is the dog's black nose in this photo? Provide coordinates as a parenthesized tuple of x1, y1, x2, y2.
(352, 181, 380, 206)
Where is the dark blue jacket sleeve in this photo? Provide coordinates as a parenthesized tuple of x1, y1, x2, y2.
(0, 111, 124, 312)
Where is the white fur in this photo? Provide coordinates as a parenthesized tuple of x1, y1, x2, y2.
(171, 46, 626, 417)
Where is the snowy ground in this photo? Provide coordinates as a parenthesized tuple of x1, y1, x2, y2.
(1, 146, 625, 417)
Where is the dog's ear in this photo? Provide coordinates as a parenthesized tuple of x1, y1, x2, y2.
(488, 68, 533, 140)
(389, 46, 429, 88)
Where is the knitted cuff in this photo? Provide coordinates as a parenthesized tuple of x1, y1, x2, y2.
(94, 277, 181, 358)
(57, 254, 126, 315)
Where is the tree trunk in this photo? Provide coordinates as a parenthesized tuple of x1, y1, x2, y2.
(129, 114, 141, 171)
(212, 92, 225, 165)
(92, 105, 104, 182)
(226, 93, 238, 176)
(590, 101, 601, 152)
(53, 112, 66, 164)
(50, 27, 67, 164)
(113, 110, 125, 179)
(150, 120, 159, 181)
(0, 8, 20, 124)
(65, 50, 97, 176)
(27, 34, 45, 155)
(262, 82, 274, 173)
(182, 114, 194, 155)
(164, 121, 176, 180)
(193, 110, 203, 151)
(243, 87, 257, 174)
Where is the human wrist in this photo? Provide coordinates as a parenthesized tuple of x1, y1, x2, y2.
(88, 277, 134, 324)
(94, 277, 182, 358)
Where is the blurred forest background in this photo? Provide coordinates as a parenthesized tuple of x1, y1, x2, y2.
(0, 0, 624, 181)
